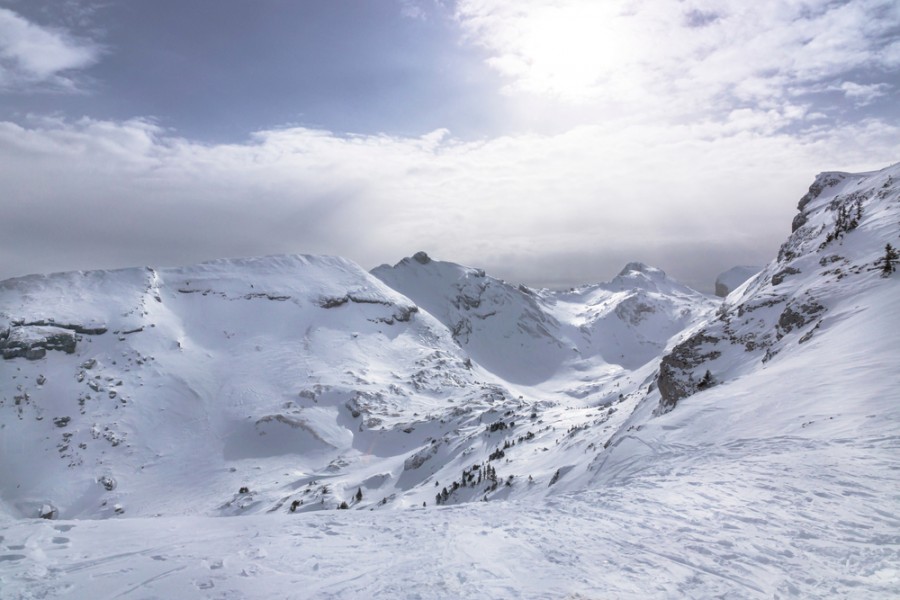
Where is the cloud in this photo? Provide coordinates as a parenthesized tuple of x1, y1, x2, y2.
(838, 81, 891, 105)
(0, 7, 100, 91)
(1, 114, 897, 291)
(453, 0, 900, 119)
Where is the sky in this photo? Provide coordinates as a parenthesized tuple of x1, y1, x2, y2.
(1, 0, 898, 292)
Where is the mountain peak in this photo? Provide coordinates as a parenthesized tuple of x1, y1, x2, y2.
(616, 262, 664, 278)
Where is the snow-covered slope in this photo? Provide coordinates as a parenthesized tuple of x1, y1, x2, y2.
(652, 163, 900, 413)
(372, 252, 572, 384)
(1, 163, 898, 598)
(0, 255, 508, 520)
(548, 261, 715, 370)
(373, 254, 714, 379)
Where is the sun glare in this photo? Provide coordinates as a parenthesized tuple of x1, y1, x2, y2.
(499, 3, 640, 101)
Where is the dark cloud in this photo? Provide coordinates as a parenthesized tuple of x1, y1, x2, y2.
(683, 9, 720, 28)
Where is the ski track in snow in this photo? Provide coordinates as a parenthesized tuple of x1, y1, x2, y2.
(2, 429, 898, 598)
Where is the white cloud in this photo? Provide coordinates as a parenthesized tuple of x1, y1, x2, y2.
(453, 0, 900, 121)
(0, 8, 100, 91)
(838, 81, 890, 105)
(1, 114, 897, 290)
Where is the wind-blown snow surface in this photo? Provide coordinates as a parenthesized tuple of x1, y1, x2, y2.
(2, 164, 899, 598)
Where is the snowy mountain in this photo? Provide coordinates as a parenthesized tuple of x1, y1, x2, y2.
(0, 249, 711, 523)
(372, 251, 573, 385)
(714, 265, 761, 297)
(653, 164, 900, 413)
(0, 255, 492, 519)
(1, 163, 898, 598)
(373, 254, 714, 378)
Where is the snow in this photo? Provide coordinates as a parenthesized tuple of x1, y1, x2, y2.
(1, 164, 899, 598)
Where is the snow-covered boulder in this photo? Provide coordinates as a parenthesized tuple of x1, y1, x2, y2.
(1, 325, 78, 359)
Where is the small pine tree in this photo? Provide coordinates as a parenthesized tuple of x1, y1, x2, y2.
(338, 501, 349, 510)
(697, 370, 714, 390)
(355, 487, 363, 503)
(879, 243, 899, 276)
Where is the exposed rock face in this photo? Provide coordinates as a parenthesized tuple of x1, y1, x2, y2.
(714, 266, 761, 297)
(793, 172, 847, 231)
(776, 298, 825, 338)
(1, 325, 77, 360)
(657, 332, 722, 410)
(318, 291, 419, 324)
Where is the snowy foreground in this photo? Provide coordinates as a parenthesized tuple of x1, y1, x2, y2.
(2, 163, 899, 598)
(4, 446, 897, 600)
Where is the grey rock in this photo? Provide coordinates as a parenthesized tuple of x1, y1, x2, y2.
(771, 267, 801, 286)
(657, 332, 722, 411)
(0, 325, 77, 360)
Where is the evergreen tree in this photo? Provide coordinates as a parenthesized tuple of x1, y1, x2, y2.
(355, 487, 363, 503)
(879, 243, 899, 276)
(697, 370, 714, 390)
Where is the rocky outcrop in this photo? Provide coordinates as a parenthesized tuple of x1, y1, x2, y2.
(657, 332, 722, 410)
(318, 292, 419, 325)
(792, 172, 847, 231)
(776, 298, 825, 338)
(0, 318, 109, 360)
(9, 319, 107, 336)
(1, 325, 77, 360)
